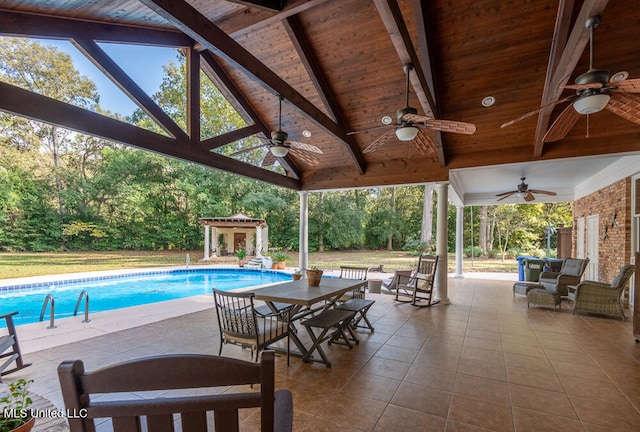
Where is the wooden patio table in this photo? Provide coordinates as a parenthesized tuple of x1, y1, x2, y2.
(252, 277, 367, 360)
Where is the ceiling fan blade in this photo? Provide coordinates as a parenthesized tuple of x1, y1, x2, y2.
(496, 191, 516, 201)
(261, 151, 278, 167)
(347, 124, 394, 135)
(362, 129, 395, 154)
(501, 95, 576, 128)
(403, 113, 476, 135)
(612, 78, 640, 93)
(288, 141, 323, 154)
(542, 103, 581, 142)
(529, 189, 557, 196)
(288, 148, 320, 166)
(411, 129, 436, 155)
(523, 191, 536, 202)
(230, 144, 267, 156)
(605, 92, 640, 126)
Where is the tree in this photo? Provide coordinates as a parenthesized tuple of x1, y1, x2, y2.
(420, 184, 434, 244)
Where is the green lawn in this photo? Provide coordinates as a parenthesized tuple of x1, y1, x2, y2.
(0, 250, 518, 280)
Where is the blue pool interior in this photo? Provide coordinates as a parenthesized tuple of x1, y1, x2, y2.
(0, 269, 292, 327)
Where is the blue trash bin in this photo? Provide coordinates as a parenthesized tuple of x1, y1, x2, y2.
(516, 256, 539, 281)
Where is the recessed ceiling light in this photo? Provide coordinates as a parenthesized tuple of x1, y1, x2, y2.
(482, 96, 496, 107)
(302, 130, 312, 138)
(381, 116, 393, 125)
(611, 71, 629, 82)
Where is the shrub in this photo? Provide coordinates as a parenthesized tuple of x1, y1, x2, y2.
(463, 245, 483, 258)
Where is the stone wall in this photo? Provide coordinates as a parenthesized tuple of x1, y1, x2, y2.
(573, 177, 632, 283)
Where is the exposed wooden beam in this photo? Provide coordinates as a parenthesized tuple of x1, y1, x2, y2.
(0, 10, 191, 46)
(533, 0, 609, 157)
(224, 0, 287, 12)
(214, 0, 331, 37)
(282, 15, 365, 168)
(532, 0, 575, 159)
(186, 47, 200, 143)
(200, 51, 302, 180)
(410, 0, 437, 106)
(373, 0, 445, 166)
(202, 124, 263, 150)
(373, 0, 437, 118)
(200, 51, 270, 136)
(139, 0, 366, 175)
(0, 81, 300, 190)
(71, 38, 188, 141)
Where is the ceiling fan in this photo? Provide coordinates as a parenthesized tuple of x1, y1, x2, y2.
(496, 177, 557, 202)
(231, 95, 323, 167)
(350, 63, 476, 155)
(501, 15, 640, 142)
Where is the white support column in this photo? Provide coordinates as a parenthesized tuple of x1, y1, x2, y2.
(212, 227, 218, 257)
(454, 205, 464, 278)
(204, 225, 210, 260)
(255, 226, 263, 257)
(299, 191, 309, 273)
(435, 182, 450, 304)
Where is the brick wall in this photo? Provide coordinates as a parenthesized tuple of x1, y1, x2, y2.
(573, 177, 632, 283)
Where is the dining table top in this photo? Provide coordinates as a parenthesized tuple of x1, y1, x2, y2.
(252, 277, 367, 307)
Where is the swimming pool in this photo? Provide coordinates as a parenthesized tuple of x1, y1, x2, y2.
(0, 268, 292, 327)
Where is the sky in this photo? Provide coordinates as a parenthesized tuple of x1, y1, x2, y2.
(38, 39, 179, 116)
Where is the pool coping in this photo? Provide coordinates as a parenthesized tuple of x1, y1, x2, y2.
(0, 265, 291, 292)
(6, 266, 295, 355)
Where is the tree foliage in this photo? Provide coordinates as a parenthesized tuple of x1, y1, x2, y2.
(0, 39, 573, 254)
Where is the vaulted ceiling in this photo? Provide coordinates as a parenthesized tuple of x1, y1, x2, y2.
(1, 0, 639, 195)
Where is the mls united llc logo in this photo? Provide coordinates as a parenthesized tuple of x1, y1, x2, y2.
(3, 408, 88, 419)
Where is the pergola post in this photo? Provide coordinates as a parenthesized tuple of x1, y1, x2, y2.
(299, 191, 309, 274)
(212, 227, 218, 256)
(203, 225, 210, 260)
(435, 182, 450, 304)
(255, 226, 263, 257)
(455, 205, 464, 278)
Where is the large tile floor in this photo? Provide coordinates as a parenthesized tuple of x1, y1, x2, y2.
(8, 277, 640, 431)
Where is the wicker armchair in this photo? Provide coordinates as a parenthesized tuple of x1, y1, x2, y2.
(539, 258, 589, 297)
(573, 264, 635, 321)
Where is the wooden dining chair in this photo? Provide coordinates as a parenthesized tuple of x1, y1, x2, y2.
(213, 288, 291, 365)
(58, 351, 293, 432)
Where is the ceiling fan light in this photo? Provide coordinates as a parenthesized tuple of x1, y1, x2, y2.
(270, 145, 289, 157)
(573, 93, 610, 114)
(395, 126, 419, 141)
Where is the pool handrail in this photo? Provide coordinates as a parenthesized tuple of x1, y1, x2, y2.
(40, 294, 57, 329)
(74, 290, 91, 323)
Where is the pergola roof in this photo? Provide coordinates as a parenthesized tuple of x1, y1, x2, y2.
(199, 213, 267, 228)
(1, 1, 639, 199)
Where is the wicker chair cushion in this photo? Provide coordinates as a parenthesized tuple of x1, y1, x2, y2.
(563, 259, 585, 276)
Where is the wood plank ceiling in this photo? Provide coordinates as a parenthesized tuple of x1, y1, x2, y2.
(0, 0, 639, 191)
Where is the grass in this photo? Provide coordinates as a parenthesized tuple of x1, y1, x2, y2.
(0, 250, 518, 280)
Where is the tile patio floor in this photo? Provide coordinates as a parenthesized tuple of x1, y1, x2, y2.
(7, 277, 640, 431)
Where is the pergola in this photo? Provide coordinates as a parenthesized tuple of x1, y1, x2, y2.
(1, 1, 640, 302)
(199, 213, 268, 259)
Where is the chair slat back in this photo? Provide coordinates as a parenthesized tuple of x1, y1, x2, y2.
(339, 266, 368, 280)
(416, 255, 438, 277)
(213, 288, 258, 339)
(58, 352, 278, 432)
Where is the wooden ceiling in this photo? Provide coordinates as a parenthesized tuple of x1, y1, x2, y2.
(1, 0, 639, 191)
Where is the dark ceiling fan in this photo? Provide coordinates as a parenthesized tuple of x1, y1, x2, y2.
(501, 15, 640, 142)
(496, 177, 557, 202)
(231, 95, 323, 167)
(350, 63, 476, 155)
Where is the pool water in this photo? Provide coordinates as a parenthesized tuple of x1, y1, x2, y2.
(0, 269, 291, 327)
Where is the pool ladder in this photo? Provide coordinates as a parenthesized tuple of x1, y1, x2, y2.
(74, 290, 91, 323)
(39, 294, 57, 329)
(40, 290, 91, 329)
